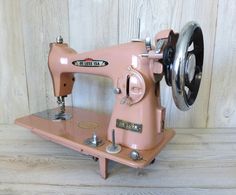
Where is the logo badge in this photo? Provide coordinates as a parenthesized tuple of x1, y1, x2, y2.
(116, 119, 142, 133)
(72, 58, 108, 67)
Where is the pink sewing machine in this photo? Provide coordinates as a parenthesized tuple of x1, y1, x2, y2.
(16, 21, 204, 178)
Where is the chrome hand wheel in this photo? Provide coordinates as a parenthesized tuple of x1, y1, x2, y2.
(171, 22, 204, 111)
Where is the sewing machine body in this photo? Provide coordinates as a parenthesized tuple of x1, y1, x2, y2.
(15, 21, 204, 179)
(48, 34, 169, 150)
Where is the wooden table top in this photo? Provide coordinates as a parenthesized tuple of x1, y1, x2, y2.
(0, 125, 236, 195)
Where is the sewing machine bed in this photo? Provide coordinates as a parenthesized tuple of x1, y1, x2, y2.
(15, 106, 174, 179)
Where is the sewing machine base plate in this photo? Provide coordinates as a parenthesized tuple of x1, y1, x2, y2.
(15, 106, 175, 179)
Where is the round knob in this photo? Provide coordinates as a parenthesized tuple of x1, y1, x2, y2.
(113, 87, 121, 94)
(56, 35, 63, 44)
(130, 150, 142, 160)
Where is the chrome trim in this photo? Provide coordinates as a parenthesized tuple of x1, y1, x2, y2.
(172, 21, 203, 111)
(185, 54, 196, 83)
(145, 37, 152, 52)
(56, 35, 63, 44)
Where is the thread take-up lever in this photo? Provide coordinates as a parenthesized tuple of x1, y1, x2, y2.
(120, 75, 132, 105)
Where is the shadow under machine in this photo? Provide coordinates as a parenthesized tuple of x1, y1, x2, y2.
(15, 21, 204, 178)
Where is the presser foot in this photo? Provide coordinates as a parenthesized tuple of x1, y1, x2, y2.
(53, 96, 71, 120)
(53, 112, 72, 121)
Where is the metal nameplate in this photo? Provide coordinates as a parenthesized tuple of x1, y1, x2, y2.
(116, 119, 142, 133)
(72, 58, 108, 67)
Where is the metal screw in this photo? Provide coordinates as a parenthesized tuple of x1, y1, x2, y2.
(113, 88, 121, 94)
(56, 35, 63, 44)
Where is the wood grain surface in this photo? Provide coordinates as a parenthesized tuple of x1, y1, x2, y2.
(208, 0, 236, 127)
(20, 0, 70, 114)
(118, 0, 218, 128)
(0, 0, 235, 128)
(69, 0, 118, 114)
(0, 125, 235, 194)
(0, 0, 29, 123)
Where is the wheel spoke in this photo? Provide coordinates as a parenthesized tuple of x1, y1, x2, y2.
(188, 45, 202, 56)
(185, 80, 195, 91)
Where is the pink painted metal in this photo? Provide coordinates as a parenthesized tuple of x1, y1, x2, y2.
(48, 30, 171, 150)
(15, 107, 175, 179)
(15, 29, 177, 178)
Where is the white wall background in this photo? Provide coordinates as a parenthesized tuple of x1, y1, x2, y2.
(0, 0, 235, 128)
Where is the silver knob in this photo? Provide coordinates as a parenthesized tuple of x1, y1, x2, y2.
(113, 87, 121, 94)
(130, 150, 142, 161)
(56, 35, 63, 44)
